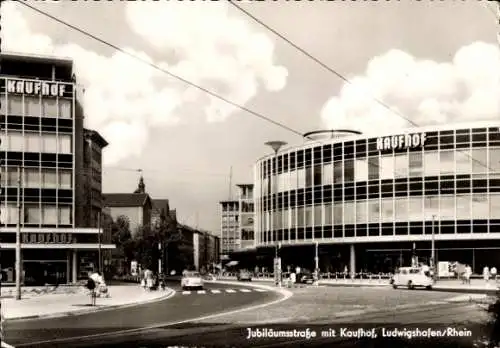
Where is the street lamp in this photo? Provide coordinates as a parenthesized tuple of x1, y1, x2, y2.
(431, 214, 436, 275)
(265, 141, 287, 287)
(15, 166, 22, 300)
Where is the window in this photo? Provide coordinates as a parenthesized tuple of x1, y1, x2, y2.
(290, 208, 297, 228)
(24, 168, 40, 188)
(423, 152, 440, 176)
(354, 159, 368, 182)
(42, 134, 57, 153)
(344, 202, 354, 224)
(314, 205, 322, 225)
(440, 151, 455, 175)
(42, 169, 58, 189)
(471, 194, 489, 219)
(333, 204, 343, 224)
(1, 204, 17, 225)
(471, 149, 488, 174)
(355, 201, 367, 223)
(288, 171, 297, 190)
(41, 98, 58, 117)
(424, 196, 439, 220)
(380, 199, 394, 222)
(440, 195, 455, 220)
(394, 198, 408, 222)
(297, 207, 305, 227)
(0, 93, 5, 114)
(59, 206, 71, 225)
(6, 167, 20, 187)
(283, 209, 291, 229)
(456, 194, 471, 219)
(324, 204, 333, 225)
(24, 96, 41, 117)
(305, 206, 313, 226)
(490, 194, 500, 219)
(25, 133, 41, 152)
(313, 165, 322, 186)
(379, 156, 394, 180)
(297, 168, 306, 189)
(24, 206, 41, 224)
(456, 149, 471, 174)
(305, 167, 313, 187)
(59, 99, 72, 119)
(489, 148, 500, 173)
(333, 161, 343, 183)
(368, 157, 379, 180)
(58, 135, 72, 154)
(6, 132, 24, 152)
(322, 163, 333, 185)
(408, 152, 423, 177)
(42, 205, 58, 225)
(367, 200, 380, 223)
(394, 155, 408, 178)
(7, 95, 23, 115)
(344, 160, 355, 183)
(408, 197, 423, 221)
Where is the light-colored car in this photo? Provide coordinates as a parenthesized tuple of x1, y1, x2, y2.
(391, 267, 433, 290)
(237, 269, 252, 281)
(181, 271, 204, 290)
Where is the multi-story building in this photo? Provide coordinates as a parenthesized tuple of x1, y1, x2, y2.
(237, 184, 255, 250)
(193, 229, 220, 272)
(254, 123, 500, 274)
(219, 200, 240, 256)
(0, 52, 115, 285)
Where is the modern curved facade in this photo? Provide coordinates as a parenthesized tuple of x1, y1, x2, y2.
(254, 122, 500, 273)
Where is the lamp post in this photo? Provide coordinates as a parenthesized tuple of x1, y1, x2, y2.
(431, 214, 436, 277)
(15, 166, 22, 300)
(97, 211, 102, 275)
(158, 242, 162, 275)
(265, 141, 287, 288)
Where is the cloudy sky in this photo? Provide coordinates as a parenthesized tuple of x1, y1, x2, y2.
(2, 1, 499, 232)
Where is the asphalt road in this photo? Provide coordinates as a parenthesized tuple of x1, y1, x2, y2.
(4, 280, 280, 347)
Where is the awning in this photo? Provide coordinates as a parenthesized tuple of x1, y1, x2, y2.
(226, 261, 239, 267)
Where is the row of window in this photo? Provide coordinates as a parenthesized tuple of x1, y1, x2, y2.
(1, 204, 72, 225)
(3, 167, 72, 189)
(1, 131, 72, 154)
(258, 127, 500, 175)
(257, 194, 500, 230)
(0, 94, 73, 119)
(257, 148, 500, 194)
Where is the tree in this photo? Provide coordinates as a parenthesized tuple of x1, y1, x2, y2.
(109, 215, 133, 276)
(111, 215, 132, 246)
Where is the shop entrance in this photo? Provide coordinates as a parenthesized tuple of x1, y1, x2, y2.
(23, 261, 67, 286)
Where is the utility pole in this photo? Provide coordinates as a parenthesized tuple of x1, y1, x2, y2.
(97, 211, 102, 274)
(228, 166, 233, 200)
(431, 214, 436, 274)
(16, 166, 22, 300)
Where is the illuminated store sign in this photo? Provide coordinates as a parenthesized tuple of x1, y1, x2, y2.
(376, 133, 427, 151)
(22, 233, 75, 244)
(6, 79, 67, 97)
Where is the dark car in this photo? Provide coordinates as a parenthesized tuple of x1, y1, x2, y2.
(297, 270, 314, 284)
(237, 269, 252, 281)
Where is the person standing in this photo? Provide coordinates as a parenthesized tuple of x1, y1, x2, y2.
(464, 265, 472, 285)
(290, 271, 296, 288)
(483, 266, 490, 284)
(491, 266, 497, 282)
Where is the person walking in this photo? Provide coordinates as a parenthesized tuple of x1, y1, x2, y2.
(483, 266, 490, 284)
(464, 265, 472, 285)
(491, 266, 497, 282)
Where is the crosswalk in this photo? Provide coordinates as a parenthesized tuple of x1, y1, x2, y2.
(179, 288, 269, 295)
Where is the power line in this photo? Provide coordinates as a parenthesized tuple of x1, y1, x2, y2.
(14, 0, 304, 138)
(227, 0, 418, 128)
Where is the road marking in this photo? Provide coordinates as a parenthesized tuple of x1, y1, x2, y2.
(211, 290, 221, 294)
(182, 291, 191, 295)
(16, 282, 292, 347)
(197, 290, 206, 294)
(239, 289, 251, 292)
(254, 288, 268, 292)
(225, 289, 236, 293)
(1, 342, 16, 348)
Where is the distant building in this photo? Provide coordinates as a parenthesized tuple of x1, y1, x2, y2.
(219, 200, 240, 256)
(237, 184, 255, 250)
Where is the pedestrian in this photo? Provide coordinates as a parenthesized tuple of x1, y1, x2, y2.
(483, 266, 490, 284)
(491, 266, 497, 282)
(290, 271, 296, 288)
(464, 265, 472, 285)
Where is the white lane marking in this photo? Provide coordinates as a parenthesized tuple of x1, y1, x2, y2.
(197, 290, 206, 294)
(17, 282, 292, 347)
(2, 342, 17, 348)
(254, 288, 268, 292)
(225, 289, 236, 293)
(211, 290, 221, 294)
(182, 291, 191, 295)
(239, 289, 251, 292)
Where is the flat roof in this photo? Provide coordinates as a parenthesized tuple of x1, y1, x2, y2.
(1, 51, 73, 67)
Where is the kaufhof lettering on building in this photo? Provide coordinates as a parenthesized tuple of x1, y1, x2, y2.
(6, 79, 67, 97)
(376, 133, 427, 151)
(22, 233, 75, 244)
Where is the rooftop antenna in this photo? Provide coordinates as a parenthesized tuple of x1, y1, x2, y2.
(228, 166, 233, 200)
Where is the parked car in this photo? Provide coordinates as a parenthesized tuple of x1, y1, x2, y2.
(181, 271, 204, 290)
(391, 267, 433, 290)
(237, 269, 252, 281)
(297, 270, 314, 284)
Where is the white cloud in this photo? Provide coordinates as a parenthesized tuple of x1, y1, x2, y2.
(321, 42, 500, 134)
(1, 2, 287, 165)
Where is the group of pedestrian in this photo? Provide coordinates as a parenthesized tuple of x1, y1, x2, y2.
(483, 266, 498, 283)
(460, 264, 473, 284)
(140, 269, 166, 291)
(86, 271, 110, 298)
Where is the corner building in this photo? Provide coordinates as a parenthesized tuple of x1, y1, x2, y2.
(254, 123, 500, 274)
(0, 52, 115, 285)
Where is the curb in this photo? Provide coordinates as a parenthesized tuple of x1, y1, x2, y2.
(4, 288, 175, 322)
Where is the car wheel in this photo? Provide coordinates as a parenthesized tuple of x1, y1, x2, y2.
(392, 284, 397, 289)
(407, 281, 413, 290)
(426, 285, 432, 290)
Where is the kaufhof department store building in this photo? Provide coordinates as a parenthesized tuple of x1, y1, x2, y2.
(254, 122, 500, 274)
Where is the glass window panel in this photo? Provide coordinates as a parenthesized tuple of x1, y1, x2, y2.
(423, 152, 440, 176)
(262, 178, 269, 195)
(324, 204, 333, 225)
(274, 211, 282, 229)
(24, 96, 41, 117)
(408, 197, 423, 221)
(24, 168, 40, 188)
(488, 147, 500, 173)
(42, 205, 58, 225)
(290, 208, 297, 228)
(456, 194, 471, 219)
(283, 209, 290, 229)
(380, 199, 394, 223)
(265, 212, 270, 231)
(271, 174, 277, 193)
(355, 201, 367, 223)
(25, 133, 41, 152)
(42, 169, 58, 189)
(409, 152, 423, 177)
(313, 165, 322, 186)
(7, 95, 23, 115)
(42, 134, 57, 153)
(440, 195, 455, 220)
(6, 167, 19, 187)
(297, 168, 306, 189)
(471, 149, 488, 174)
(297, 207, 305, 227)
(58, 206, 71, 225)
(282, 172, 291, 191)
(471, 194, 489, 219)
(24, 206, 41, 224)
(344, 160, 354, 183)
(58, 134, 72, 154)
(41, 98, 58, 117)
(333, 204, 343, 224)
(368, 157, 379, 180)
(305, 206, 313, 226)
(379, 156, 394, 180)
(368, 199, 380, 223)
(490, 194, 500, 219)
(0, 93, 6, 114)
(394, 197, 408, 222)
(354, 159, 368, 182)
(424, 196, 439, 220)
(305, 167, 313, 187)
(314, 205, 322, 225)
(7, 131, 24, 152)
(456, 149, 471, 174)
(394, 155, 408, 179)
(333, 161, 343, 183)
(322, 163, 334, 185)
(440, 151, 455, 175)
(344, 202, 354, 224)
(59, 99, 72, 119)
(1, 204, 18, 225)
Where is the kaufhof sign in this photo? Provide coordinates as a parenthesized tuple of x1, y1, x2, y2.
(6, 79, 68, 97)
(22, 233, 75, 244)
(376, 133, 427, 151)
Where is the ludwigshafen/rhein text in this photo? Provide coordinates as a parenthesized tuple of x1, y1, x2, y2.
(382, 327, 472, 339)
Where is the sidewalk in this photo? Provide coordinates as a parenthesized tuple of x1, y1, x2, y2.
(1, 285, 174, 321)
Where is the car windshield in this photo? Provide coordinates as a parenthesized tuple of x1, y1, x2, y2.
(185, 272, 200, 277)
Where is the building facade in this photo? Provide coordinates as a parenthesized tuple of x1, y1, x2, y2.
(237, 184, 255, 250)
(254, 122, 500, 274)
(193, 230, 220, 272)
(0, 52, 114, 285)
(219, 200, 240, 256)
